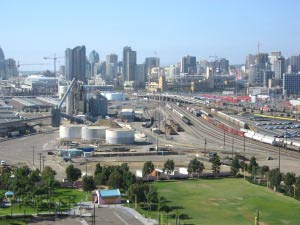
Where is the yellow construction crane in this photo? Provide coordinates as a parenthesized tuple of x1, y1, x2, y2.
(43, 54, 64, 77)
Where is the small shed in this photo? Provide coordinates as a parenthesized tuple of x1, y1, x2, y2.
(93, 189, 121, 205)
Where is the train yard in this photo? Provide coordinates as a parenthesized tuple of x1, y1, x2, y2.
(2, 95, 300, 177)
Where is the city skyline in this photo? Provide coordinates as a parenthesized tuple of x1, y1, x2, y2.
(1, 0, 300, 70)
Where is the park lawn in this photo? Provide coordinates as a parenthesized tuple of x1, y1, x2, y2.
(0, 188, 87, 215)
(150, 178, 300, 225)
(0, 219, 29, 225)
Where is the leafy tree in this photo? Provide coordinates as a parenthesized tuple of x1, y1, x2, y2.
(94, 163, 102, 175)
(107, 170, 123, 189)
(29, 169, 41, 183)
(82, 176, 96, 192)
(128, 182, 151, 203)
(260, 165, 269, 177)
(284, 172, 296, 196)
(248, 156, 258, 179)
(211, 154, 221, 175)
(163, 159, 175, 179)
(42, 166, 57, 181)
(66, 165, 82, 182)
(268, 168, 282, 191)
(247, 156, 258, 174)
(122, 171, 136, 190)
(231, 156, 240, 176)
(294, 176, 300, 198)
(143, 161, 155, 180)
(120, 163, 130, 172)
(188, 158, 205, 177)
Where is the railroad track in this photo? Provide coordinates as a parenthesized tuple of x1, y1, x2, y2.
(167, 103, 300, 160)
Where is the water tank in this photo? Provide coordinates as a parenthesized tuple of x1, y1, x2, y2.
(59, 124, 83, 139)
(105, 129, 134, 144)
(81, 126, 107, 141)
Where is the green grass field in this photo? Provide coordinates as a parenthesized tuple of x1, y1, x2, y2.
(0, 219, 28, 225)
(150, 178, 300, 225)
(0, 188, 88, 216)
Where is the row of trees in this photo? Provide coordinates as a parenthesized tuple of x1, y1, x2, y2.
(230, 155, 300, 199)
(143, 155, 221, 179)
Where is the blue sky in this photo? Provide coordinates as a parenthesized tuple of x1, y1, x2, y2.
(1, 0, 300, 69)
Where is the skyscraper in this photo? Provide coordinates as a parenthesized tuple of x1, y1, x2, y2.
(65, 46, 86, 83)
(0, 47, 6, 80)
(145, 57, 160, 74)
(123, 46, 136, 82)
(106, 54, 118, 81)
(89, 50, 100, 78)
(269, 51, 281, 72)
(5, 58, 17, 78)
(290, 55, 300, 73)
(89, 50, 100, 64)
(274, 56, 285, 79)
(181, 55, 196, 74)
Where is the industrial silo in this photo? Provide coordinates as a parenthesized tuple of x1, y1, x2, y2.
(105, 129, 134, 145)
(81, 126, 107, 141)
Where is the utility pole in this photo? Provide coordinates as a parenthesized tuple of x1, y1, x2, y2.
(32, 146, 35, 166)
(204, 138, 207, 155)
(85, 159, 88, 177)
(278, 146, 281, 172)
(231, 134, 234, 159)
(42, 156, 45, 171)
(39, 153, 42, 171)
(223, 130, 226, 151)
(243, 136, 246, 180)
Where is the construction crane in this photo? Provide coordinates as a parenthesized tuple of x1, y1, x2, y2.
(43, 54, 64, 77)
(51, 78, 77, 127)
(17, 61, 49, 76)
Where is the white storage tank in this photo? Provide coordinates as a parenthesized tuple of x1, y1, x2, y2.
(81, 126, 107, 141)
(59, 124, 83, 139)
(105, 129, 135, 144)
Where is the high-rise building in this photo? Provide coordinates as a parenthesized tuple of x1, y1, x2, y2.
(135, 63, 146, 87)
(123, 46, 136, 82)
(283, 73, 300, 95)
(89, 50, 100, 78)
(0, 47, 6, 80)
(181, 55, 196, 74)
(290, 55, 300, 73)
(218, 58, 229, 74)
(106, 54, 118, 81)
(268, 51, 281, 72)
(89, 50, 100, 64)
(5, 58, 17, 78)
(65, 46, 86, 83)
(255, 53, 269, 69)
(248, 64, 264, 86)
(245, 54, 256, 70)
(274, 56, 285, 79)
(145, 57, 160, 75)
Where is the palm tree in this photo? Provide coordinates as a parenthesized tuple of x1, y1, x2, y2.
(157, 196, 167, 225)
(164, 205, 172, 225)
(175, 209, 181, 225)
(144, 186, 156, 218)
